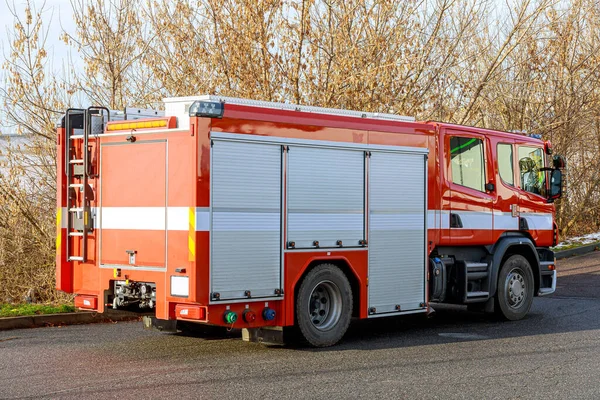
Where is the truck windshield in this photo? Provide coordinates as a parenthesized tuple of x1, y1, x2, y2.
(518, 146, 545, 196)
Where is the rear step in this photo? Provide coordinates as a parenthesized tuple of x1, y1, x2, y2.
(464, 261, 490, 303)
(467, 291, 489, 298)
(465, 261, 488, 272)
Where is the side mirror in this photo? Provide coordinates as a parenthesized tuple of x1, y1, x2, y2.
(549, 169, 562, 199)
(553, 154, 566, 169)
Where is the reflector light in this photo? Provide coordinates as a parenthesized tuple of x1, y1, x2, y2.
(548, 264, 556, 271)
(243, 310, 256, 323)
(175, 304, 207, 321)
(189, 101, 224, 118)
(224, 310, 238, 324)
(262, 307, 276, 321)
(106, 118, 169, 131)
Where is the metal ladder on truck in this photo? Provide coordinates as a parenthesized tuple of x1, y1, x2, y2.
(64, 107, 109, 262)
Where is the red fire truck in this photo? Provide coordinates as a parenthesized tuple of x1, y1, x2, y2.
(56, 96, 565, 346)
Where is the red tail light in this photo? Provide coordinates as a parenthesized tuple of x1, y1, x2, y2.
(175, 304, 207, 322)
(74, 295, 97, 310)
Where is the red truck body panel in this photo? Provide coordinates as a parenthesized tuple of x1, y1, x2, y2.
(56, 98, 556, 329)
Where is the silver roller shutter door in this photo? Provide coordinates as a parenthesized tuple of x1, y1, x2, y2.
(287, 147, 365, 248)
(211, 140, 282, 300)
(368, 151, 426, 314)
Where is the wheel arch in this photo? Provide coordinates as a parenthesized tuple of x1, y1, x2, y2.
(489, 236, 540, 297)
(292, 257, 361, 321)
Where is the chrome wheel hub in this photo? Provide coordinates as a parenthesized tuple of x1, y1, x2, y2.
(506, 268, 526, 308)
(308, 280, 342, 331)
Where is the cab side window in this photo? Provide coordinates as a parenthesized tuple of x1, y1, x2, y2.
(450, 137, 485, 192)
(497, 143, 514, 186)
(518, 146, 545, 196)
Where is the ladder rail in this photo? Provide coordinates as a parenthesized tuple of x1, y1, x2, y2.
(81, 110, 90, 262)
(63, 106, 109, 263)
(64, 108, 85, 178)
(80, 107, 110, 262)
(64, 108, 85, 263)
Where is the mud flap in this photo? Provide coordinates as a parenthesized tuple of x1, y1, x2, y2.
(143, 316, 178, 332)
(242, 326, 285, 346)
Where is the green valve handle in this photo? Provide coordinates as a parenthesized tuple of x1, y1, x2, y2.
(224, 311, 237, 324)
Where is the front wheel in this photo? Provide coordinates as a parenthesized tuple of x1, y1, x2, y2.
(296, 264, 353, 347)
(495, 254, 535, 320)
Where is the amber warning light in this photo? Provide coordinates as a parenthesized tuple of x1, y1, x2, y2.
(106, 117, 175, 132)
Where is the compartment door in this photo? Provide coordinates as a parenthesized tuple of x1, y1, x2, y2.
(99, 141, 167, 269)
(210, 140, 282, 300)
(287, 146, 365, 248)
(368, 151, 427, 315)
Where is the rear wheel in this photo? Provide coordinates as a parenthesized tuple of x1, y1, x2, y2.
(296, 264, 353, 347)
(495, 254, 534, 320)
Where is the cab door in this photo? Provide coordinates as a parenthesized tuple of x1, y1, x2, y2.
(444, 130, 493, 245)
(515, 143, 554, 245)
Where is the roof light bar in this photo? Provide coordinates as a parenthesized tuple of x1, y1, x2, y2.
(106, 118, 169, 131)
(189, 100, 224, 118)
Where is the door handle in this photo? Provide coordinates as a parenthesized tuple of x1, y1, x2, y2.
(450, 213, 463, 228)
(511, 204, 520, 217)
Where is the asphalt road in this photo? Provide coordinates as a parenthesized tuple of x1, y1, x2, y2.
(1, 252, 600, 400)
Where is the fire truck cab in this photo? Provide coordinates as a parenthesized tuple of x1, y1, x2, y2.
(56, 96, 565, 346)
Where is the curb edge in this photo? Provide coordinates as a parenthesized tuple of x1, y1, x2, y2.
(0, 310, 145, 331)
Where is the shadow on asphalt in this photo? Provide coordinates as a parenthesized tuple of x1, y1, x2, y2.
(168, 252, 600, 352)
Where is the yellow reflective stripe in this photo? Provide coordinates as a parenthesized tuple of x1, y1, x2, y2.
(56, 208, 62, 253)
(188, 207, 196, 261)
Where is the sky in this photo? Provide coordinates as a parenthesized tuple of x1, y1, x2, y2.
(0, 0, 77, 135)
(0, 0, 76, 65)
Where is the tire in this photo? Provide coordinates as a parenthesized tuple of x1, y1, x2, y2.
(295, 263, 353, 347)
(495, 254, 535, 321)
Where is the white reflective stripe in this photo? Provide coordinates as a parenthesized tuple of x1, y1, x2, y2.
(63, 207, 550, 233)
(425, 209, 552, 231)
(427, 210, 437, 229)
(212, 212, 279, 232)
(452, 211, 493, 230)
(520, 212, 553, 230)
(196, 209, 210, 231)
(371, 213, 425, 230)
(493, 211, 519, 230)
(101, 207, 166, 230)
(440, 210, 450, 229)
(95, 207, 210, 231)
(167, 207, 189, 230)
(166, 207, 210, 231)
(288, 213, 363, 231)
